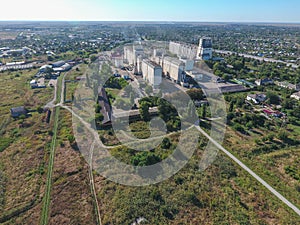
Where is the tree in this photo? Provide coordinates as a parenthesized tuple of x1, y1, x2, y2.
(37, 106, 44, 114)
(229, 101, 234, 112)
(282, 98, 294, 110)
(95, 103, 102, 113)
(187, 89, 204, 101)
(139, 102, 150, 121)
(131, 151, 161, 166)
(267, 92, 280, 105)
(67, 135, 75, 144)
(158, 98, 170, 121)
(232, 60, 244, 71)
(161, 138, 171, 149)
(233, 124, 246, 134)
(291, 105, 300, 118)
(95, 113, 104, 122)
(201, 104, 207, 119)
(166, 119, 181, 132)
(222, 74, 231, 82)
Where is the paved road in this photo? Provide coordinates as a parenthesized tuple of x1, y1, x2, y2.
(194, 125, 300, 217)
(215, 49, 299, 68)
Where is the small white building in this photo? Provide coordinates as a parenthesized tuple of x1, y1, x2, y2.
(291, 91, 300, 100)
(276, 81, 300, 91)
(255, 78, 274, 86)
(30, 79, 38, 88)
(246, 93, 267, 104)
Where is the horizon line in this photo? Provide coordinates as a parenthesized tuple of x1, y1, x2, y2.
(0, 20, 299, 24)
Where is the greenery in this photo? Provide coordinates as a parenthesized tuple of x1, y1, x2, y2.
(0, 137, 13, 152)
(186, 88, 204, 101)
(266, 91, 280, 105)
(131, 151, 161, 166)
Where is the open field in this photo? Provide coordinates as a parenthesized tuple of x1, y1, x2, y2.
(94, 140, 300, 224)
(0, 69, 53, 223)
(47, 108, 97, 224)
(224, 127, 300, 209)
(64, 64, 87, 102)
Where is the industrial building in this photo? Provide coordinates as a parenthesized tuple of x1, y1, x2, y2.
(179, 57, 194, 71)
(197, 37, 213, 60)
(185, 70, 203, 81)
(39, 61, 72, 73)
(111, 52, 124, 68)
(163, 56, 185, 83)
(142, 60, 162, 88)
(51, 61, 65, 68)
(169, 41, 197, 59)
(124, 45, 144, 66)
(153, 48, 166, 58)
(52, 63, 72, 72)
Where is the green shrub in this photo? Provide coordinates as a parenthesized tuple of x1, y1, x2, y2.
(0, 137, 13, 152)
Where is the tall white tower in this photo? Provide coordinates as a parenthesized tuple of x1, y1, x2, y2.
(197, 37, 213, 60)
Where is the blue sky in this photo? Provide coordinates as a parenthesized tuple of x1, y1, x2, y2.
(1, 0, 299, 22)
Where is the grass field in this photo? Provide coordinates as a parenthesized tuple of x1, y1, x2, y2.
(0, 69, 53, 224)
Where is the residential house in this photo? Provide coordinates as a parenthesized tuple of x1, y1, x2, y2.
(10, 106, 27, 118)
(291, 91, 300, 100)
(263, 108, 285, 118)
(246, 93, 267, 104)
(255, 78, 274, 86)
(276, 81, 300, 91)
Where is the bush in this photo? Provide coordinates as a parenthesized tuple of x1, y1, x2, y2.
(0, 137, 12, 152)
(67, 135, 75, 144)
(131, 151, 161, 166)
(37, 106, 44, 114)
(233, 123, 246, 134)
(161, 138, 171, 149)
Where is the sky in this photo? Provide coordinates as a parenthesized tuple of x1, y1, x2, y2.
(0, 0, 299, 23)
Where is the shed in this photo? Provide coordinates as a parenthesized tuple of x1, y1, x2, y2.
(10, 106, 27, 118)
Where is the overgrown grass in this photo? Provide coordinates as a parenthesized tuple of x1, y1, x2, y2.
(0, 137, 13, 152)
